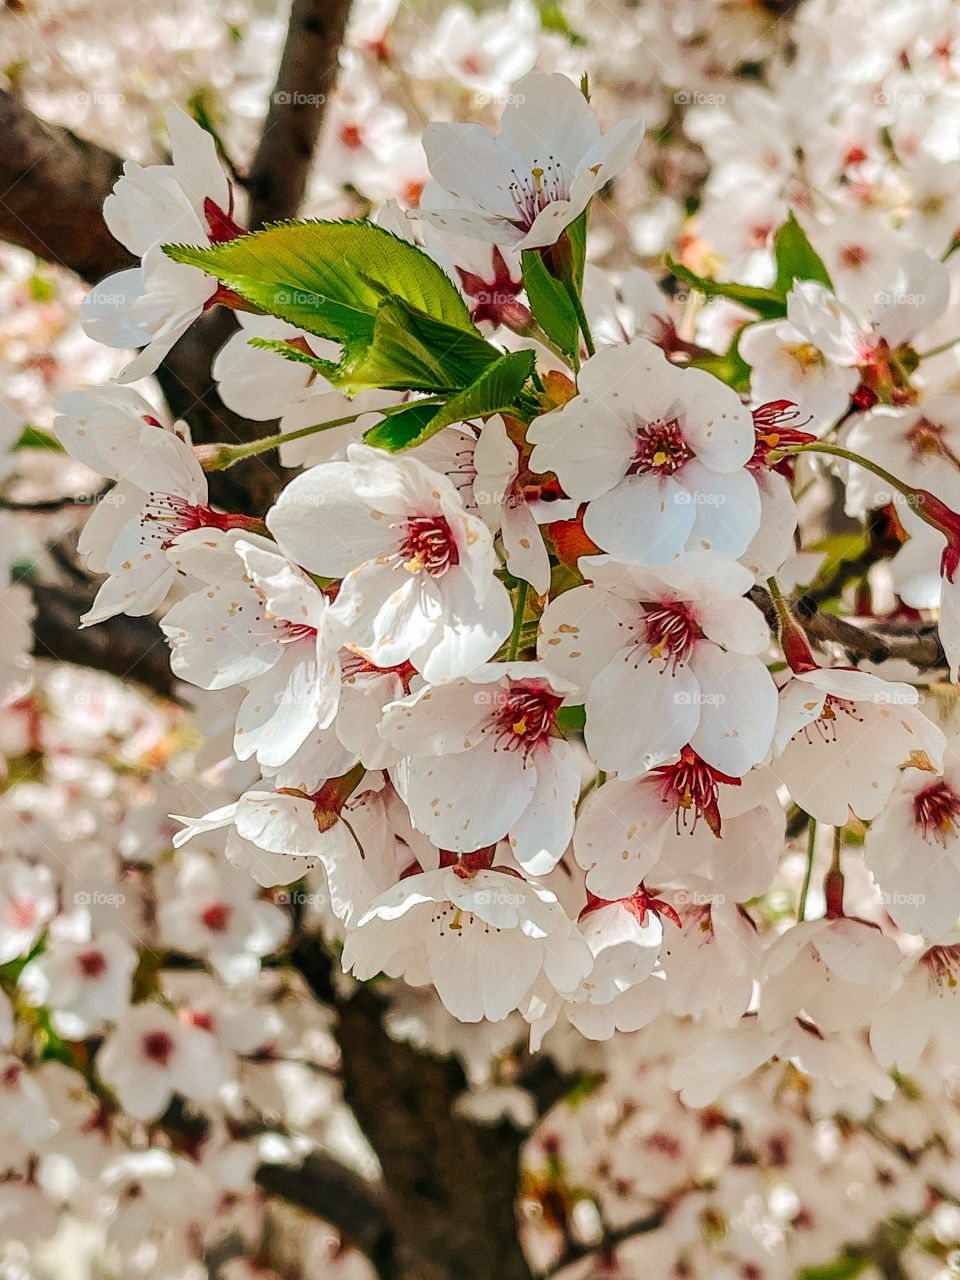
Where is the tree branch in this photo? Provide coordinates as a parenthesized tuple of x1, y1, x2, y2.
(0, 91, 135, 284)
(246, 0, 353, 230)
(750, 585, 947, 671)
(255, 1152, 394, 1280)
(26, 581, 179, 700)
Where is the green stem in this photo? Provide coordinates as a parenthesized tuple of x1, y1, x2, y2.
(917, 335, 960, 360)
(511, 316, 576, 371)
(508, 580, 529, 661)
(770, 441, 941, 533)
(766, 575, 792, 633)
(200, 398, 445, 470)
(567, 282, 596, 359)
(798, 817, 816, 922)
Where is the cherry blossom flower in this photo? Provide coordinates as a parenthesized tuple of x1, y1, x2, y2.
(156, 851, 290, 983)
(54, 387, 258, 626)
(866, 735, 960, 936)
(342, 863, 592, 1023)
(161, 530, 340, 767)
(472, 415, 551, 594)
(81, 109, 239, 382)
(527, 340, 760, 563)
(96, 1001, 230, 1121)
(760, 915, 902, 1034)
(564, 891, 667, 1040)
(870, 943, 960, 1071)
(18, 931, 137, 1037)
(572, 748, 745, 900)
(418, 72, 645, 250)
(0, 860, 56, 964)
(383, 662, 580, 875)
(537, 552, 777, 777)
(770, 667, 945, 824)
(266, 443, 513, 682)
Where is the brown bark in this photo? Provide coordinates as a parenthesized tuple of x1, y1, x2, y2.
(28, 582, 179, 699)
(255, 1152, 394, 1278)
(0, 91, 136, 284)
(247, 0, 354, 231)
(336, 989, 534, 1280)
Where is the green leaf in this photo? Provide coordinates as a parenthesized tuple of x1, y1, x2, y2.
(248, 337, 339, 380)
(774, 212, 833, 293)
(798, 1258, 868, 1280)
(555, 704, 586, 733)
(340, 298, 500, 395)
(362, 403, 442, 452)
(685, 330, 752, 393)
(564, 206, 589, 293)
(165, 219, 477, 345)
(665, 255, 786, 320)
(364, 350, 536, 451)
(522, 249, 580, 362)
(12, 424, 63, 452)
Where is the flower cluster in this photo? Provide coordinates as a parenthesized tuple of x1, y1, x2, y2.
(51, 63, 960, 1078)
(10, 0, 960, 1273)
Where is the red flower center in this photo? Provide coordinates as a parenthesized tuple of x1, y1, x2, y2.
(629, 417, 694, 477)
(509, 157, 571, 229)
(922, 943, 960, 986)
(806, 695, 863, 743)
(76, 950, 107, 979)
(489, 688, 562, 760)
(398, 515, 459, 578)
(643, 602, 700, 673)
(750, 400, 815, 470)
(914, 780, 960, 846)
(201, 903, 232, 933)
(651, 745, 741, 837)
(142, 1030, 175, 1066)
(142, 493, 261, 551)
